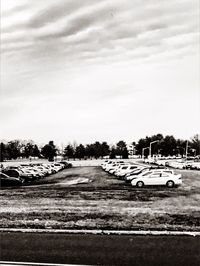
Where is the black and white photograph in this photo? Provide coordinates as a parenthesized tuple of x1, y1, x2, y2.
(0, 0, 200, 265)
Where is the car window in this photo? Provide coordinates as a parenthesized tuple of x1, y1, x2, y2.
(142, 171, 153, 176)
(122, 166, 128, 169)
(130, 166, 137, 169)
(162, 173, 170, 177)
(150, 173, 162, 178)
(164, 171, 173, 174)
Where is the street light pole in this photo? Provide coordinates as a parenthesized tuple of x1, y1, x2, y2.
(185, 140, 188, 161)
(142, 147, 149, 159)
(149, 140, 159, 158)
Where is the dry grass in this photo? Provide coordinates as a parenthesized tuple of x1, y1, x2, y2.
(0, 166, 200, 231)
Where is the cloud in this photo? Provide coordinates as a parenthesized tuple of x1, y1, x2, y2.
(1, 0, 199, 143)
(2, 0, 199, 71)
(2, 0, 198, 61)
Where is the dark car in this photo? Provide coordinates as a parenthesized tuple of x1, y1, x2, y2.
(3, 169, 33, 182)
(0, 173, 22, 186)
(58, 161, 72, 168)
(3, 169, 21, 178)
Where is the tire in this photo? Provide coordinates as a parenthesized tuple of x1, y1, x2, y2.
(136, 181, 144, 188)
(166, 180, 174, 188)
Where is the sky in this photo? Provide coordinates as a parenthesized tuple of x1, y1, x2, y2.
(0, 0, 200, 146)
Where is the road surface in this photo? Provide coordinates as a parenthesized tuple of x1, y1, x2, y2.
(0, 232, 200, 265)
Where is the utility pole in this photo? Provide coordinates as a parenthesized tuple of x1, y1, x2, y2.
(149, 140, 159, 158)
(185, 140, 188, 161)
(142, 147, 149, 159)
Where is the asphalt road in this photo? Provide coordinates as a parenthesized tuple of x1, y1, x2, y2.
(0, 232, 200, 266)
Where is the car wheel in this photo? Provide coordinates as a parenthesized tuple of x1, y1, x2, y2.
(136, 181, 144, 188)
(166, 180, 174, 188)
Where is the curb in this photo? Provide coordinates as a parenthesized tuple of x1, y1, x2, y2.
(0, 228, 200, 236)
(0, 262, 87, 266)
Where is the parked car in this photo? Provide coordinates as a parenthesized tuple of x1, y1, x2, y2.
(115, 164, 140, 178)
(101, 160, 109, 167)
(50, 164, 62, 172)
(58, 161, 72, 168)
(108, 163, 128, 174)
(53, 163, 64, 170)
(125, 165, 167, 181)
(2, 160, 70, 186)
(125, 167, 151, 182)
(130, 169, 182, 188)
(102, 161, 114, 170)
(0, 173, 23, 186)
(189, 162, 200, 170)
(105, 162, 125, 172)
(102, 161, 124, 170)
(3, 168, 35, 182)
(20, 168, 37, 179)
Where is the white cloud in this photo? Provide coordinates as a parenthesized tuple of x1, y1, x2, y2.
(1, 0, 199, 143)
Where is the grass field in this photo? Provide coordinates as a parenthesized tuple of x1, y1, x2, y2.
(0, 166, 200, 231)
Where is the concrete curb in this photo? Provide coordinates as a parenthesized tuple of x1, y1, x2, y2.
(0, 228, 200, 236)
(0, 262, 87, 266)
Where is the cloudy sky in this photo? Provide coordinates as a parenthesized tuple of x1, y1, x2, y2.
(1, 0, 199, 145)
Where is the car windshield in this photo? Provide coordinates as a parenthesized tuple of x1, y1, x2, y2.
(130, 166, 137, 169)
(142, 171, 153, 176)
(133, 169, 143, 174)
(141, 168, 149, 172)
(131, 167, 142, 173)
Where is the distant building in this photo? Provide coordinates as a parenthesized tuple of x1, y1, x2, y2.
(127, 144, 136, 157)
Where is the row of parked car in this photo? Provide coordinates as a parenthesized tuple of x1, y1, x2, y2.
(0, 161, 72, 186)
(101, 161, 182, 188)
(145, 159, 200, 170)
(144, 156, 200, 170)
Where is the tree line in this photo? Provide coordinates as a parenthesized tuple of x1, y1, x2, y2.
(0, 134, 199, 162)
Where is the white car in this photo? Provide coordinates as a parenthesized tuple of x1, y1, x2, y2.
(107, 163, 124, 173)
(190, 162, 200, 170)
(131, 169, 182, 188)
(169, 161, 186, 169)
(101, 160, 110, 168)
(104, 162, 124, 172)
(108, 163, 128, 174)
(125, 167, 150, 182)
(102, 161, 114, 170)
(104, 162, 116, 172)
(53, 163, 64, 170)
(115, 164, 140, 178)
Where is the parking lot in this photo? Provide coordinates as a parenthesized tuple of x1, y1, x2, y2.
(0, 164, 200, 231)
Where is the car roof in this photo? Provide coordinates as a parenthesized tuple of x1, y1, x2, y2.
(141, 169, 172, 173)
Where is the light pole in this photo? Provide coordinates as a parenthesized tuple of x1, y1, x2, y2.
(142, 147, 149, 159)
(185, 140, 188, 161)
(149, 140, 159, 158)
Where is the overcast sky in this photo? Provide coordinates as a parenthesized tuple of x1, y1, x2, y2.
(1, 0, 199, 145)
